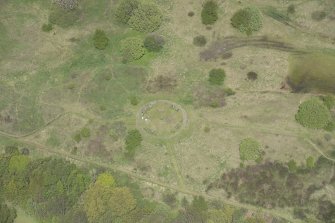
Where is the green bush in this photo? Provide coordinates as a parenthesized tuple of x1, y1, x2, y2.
(144, 34, 165, 52)
(130, 95, 139, 106)
(114, 0, 139, 24)
(128, 3, 163, 33)
(201, 1, 219, 25)
(287, 160, 297, 173)
(231, 7, 262, 35)
(287, 4, 296, 14)
(306, 156, 315, 169)
(193, 35, 207, 47)
(125, 129, 143, 158)
(208, 68, 225, 85)
(239, 138, 262, 161)
(93, 29, 109, 50)
(295, 98, 331, 129)
(324, 119, 335, 132)
(224, 87, 235, 96)
(49, 5, 81, 28)
(247, 71, 258, 80)
(121, 37, 146, 62)
(41, 23, 53, 32)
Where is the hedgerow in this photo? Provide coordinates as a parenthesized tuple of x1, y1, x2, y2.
(231, 7, 262, 35)
(295, 98, 331, 129)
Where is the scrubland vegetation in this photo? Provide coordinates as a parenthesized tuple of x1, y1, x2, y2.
(0, 0, 335, 222)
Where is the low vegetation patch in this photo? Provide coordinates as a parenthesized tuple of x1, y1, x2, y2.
(93, 29, 109, 50)
(295, 98, 331, 129)
(311, 11, 327, 21)
(239, 138, 262, 161)
(41, 23, 53, 32)
(231, 7, 263, 35)
(125, 129, 143, 158)
(49, 4, 81, 27)
(201, 1, 219, 25)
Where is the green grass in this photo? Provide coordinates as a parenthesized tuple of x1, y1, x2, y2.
(287, 52, 335, 93)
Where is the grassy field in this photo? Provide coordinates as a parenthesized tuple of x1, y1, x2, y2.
(1, 0, 335, 222)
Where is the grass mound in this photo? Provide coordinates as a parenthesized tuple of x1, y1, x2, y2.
(239, 138, 262, 161)
(201, 1, 219, 25)
(287, 53, 335, 94)
(295, 98, 331, 129)
(231, 7, 262, 35)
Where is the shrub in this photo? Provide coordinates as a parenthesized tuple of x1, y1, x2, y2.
(93, 29, 109, 50)
(114, 0, 139, 24)
(239, 138, 262, 161)
(49, 5, 81, 28)
(80, 127, 91, 138)
(311, 11, 326, 21)
(324, 119, 335, 132)
(130, 96, 139, 105)
(42, 23, 53, 32)
(231, 7, 263, 35)
(121, 37, 146, 62)
(54, 0, 78, 10)
(306, 156, 315, 169)
(224, 87, 235, 96)
(208, 68, 225, 85)
(201, 1, 219, 25)
(125, 129, 143, 158)
(319, 95, 335, 109)
(287, 160, 297, 173)
(144, 34, 165, 52)
(188, 11, 195, 17)
(128, 3, 163, 33)
(287, 4, 296, 14)
(295, 98, 331, 129)
(247, 71, 258, 80)
(193, 35, 207, 47)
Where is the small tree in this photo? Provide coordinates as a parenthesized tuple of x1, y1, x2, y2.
(208, 68, 225, 85)
(128, 3, 163, 33)
(93, 29, 109, 50)
(201, 1, 219, 25)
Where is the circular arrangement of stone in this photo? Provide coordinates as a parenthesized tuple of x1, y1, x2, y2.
(136, 100, 188, 138)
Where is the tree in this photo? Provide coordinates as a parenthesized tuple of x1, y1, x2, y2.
(128, 3, 163, 33)
(231, 7, 263, 35)
(121, 37, 146, 62)
(93, 29, 109, 50)
(208, 68, 226, 85)
(201, 1, 219, 25)
(114, 0, 139, 24)
(295, 98, 331, 129)
(0, 203, 17, 223)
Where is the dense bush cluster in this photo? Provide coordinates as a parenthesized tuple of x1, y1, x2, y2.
(0, 202, 17, 223)
(121, 37, 146, 62)
(231, 7, 263, 35)
(128, 3, 163, 33)
(239, 138, 262, 161)
(193, 35, 207, 47)
(93, 29, 109, 50)
(208, 157, 335, 222)
(208, 68, 226, 85)
(201, 1, 219, 25)
(144, 34, 165, 52)
(295, 98, 331, 129)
